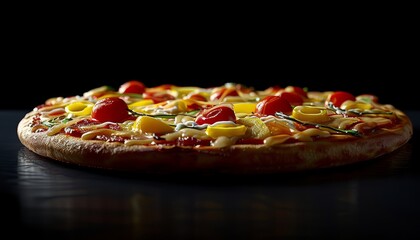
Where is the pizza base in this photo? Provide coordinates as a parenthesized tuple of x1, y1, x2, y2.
(17, 112, 413, 174)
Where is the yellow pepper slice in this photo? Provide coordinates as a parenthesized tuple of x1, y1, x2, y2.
(233, 102, 257, 114)
(206, 124, 247, 138)
(340, 100, 372, 111)
(65, 102, 93, 116)
(132, 116, 174, 134)
(292, 106, 330, 123)
(128, 99, 155, 109)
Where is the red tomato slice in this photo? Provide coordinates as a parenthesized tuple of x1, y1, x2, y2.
(255, 96, 292, 115)
(275, 91, 304, 106)
(91, 97, 130, 123)
(195, 105, 236, 125)
(326, 91, 356, 107)
(118, 80, 146, 94)
(284, 86, 308, 98)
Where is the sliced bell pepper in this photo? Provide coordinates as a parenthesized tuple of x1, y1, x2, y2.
(292, 106, 331, 123)
(206, 123, 247, 138)
(132, 116, 174, 134)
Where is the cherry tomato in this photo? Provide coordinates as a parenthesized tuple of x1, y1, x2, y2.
(91, 97, 130, 123)
(264, 85, 282, 94)
(195, 105, 236, 125)
(143, 92, 175, 103)
(326, 91, 356, 107)
(210, 88, 238, 101)
(284, 86, 308, 98)
(275, 91, 304, 106)
(118, 80, 146, 94)
(255, 96, 292, 115)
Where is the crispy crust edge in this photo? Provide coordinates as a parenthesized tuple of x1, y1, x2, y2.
(17, 111, 414, 174)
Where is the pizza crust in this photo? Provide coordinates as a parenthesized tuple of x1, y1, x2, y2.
(17, 111, 413, 174)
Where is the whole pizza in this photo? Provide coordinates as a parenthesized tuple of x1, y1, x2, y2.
(17, 81, 413, 174)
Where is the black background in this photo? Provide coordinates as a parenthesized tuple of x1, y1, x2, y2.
(4, 18, 416, 111)
(7, 55, 415, 111)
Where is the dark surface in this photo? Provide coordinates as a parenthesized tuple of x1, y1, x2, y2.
(1, 110, 420, 239)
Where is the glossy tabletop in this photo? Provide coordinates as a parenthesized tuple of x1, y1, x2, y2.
(1, 110, 420, 239)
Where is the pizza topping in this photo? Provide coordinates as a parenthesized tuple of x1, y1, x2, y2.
(128, 99, 155, 109)
(205, 123, 247, 138)
(212, 136, 240, 148)
(293, 128, 331, 142)
(284, 86, 308, 99)
(41, 108, 67, 117)
(65, 101, 94, 117)
(25, 82, 408, 148)
(327, 102, 394, 117)
(233, 102, 258, 114)
(143, 91, 176, 103)
(132, 116, 174, 135)
(91, 97, 130, 123)
(328, 116, 361, 130)
(275, 112, 361, 137)
(177, 136, 211, 147)
(275, 91, 304, 106)
(124, 139, 154, 146)
(63, 119, 100, 137)
(81, 129, 121, 140)
(83, 85, 115, 99)
(210, 86, 239, 101)
(162, 128, 211, 142)
(118, 80, 146, 94)
(264, 134, 291, 147)
(325, 91, 356, 108)
(340, 100, 372, 111)
(185, 93, 208, 102)
(356, 94, 379, 103)
(292, 106, 332, 123)
(195, 104, 236, 125)
(47, 118, 82, 136)
(236, 117, 271, 139)
(255, 96, 293, 116)
(263, 117, 294, 135)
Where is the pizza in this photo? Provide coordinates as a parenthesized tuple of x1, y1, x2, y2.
(17, 80, 413, 174)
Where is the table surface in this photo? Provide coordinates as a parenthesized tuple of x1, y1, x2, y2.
(1, 110, 419, 239)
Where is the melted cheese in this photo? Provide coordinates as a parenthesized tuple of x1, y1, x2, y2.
(293, 129, 331, 142)
(329, 115, 360, 130)
(46, 118, 82, 136)
(264, 135, 291, 147)
(81, 129, 118, 140)
(212, 136, 239, 148)
(162, 128, 210, 141)
(28, 82, 403, 149)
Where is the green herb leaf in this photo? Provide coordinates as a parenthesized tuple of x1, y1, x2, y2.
(275, 112, 362, 137)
